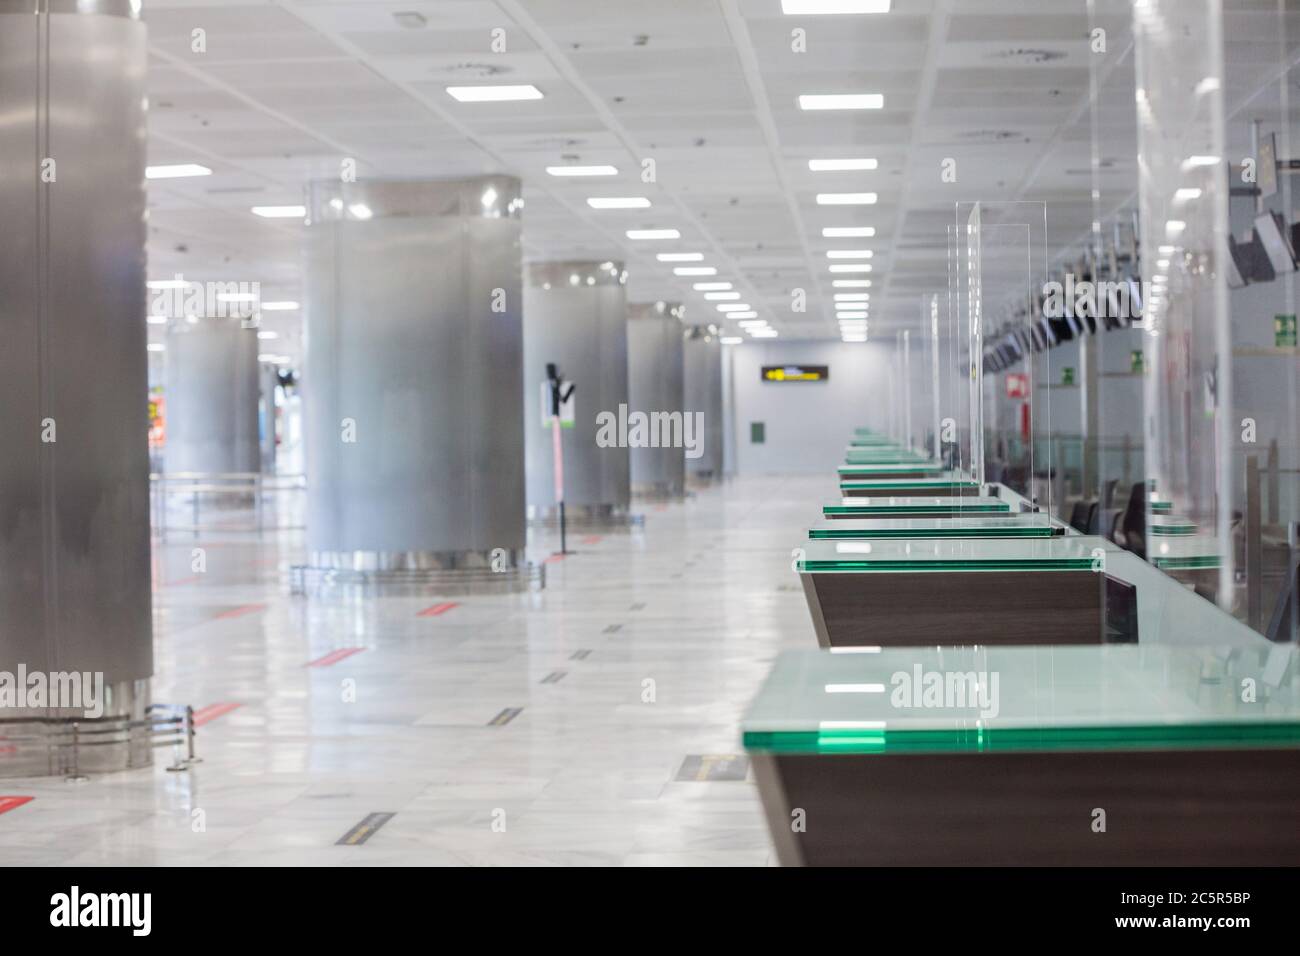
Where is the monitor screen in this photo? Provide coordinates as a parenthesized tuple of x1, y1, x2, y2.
(1254, 211, 1296, 274)
(1226, 235, 1249, 289)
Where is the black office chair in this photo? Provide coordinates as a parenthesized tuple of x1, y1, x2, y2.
(1084, 501, 1101, 534)
(1068, 501, 1091, 533)
(1103, 508, 1123, 541)
(1113, 482, 1146, 559)
(1102, 478, 1119, 510)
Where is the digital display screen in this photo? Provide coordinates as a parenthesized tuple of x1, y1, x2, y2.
(762, 365, 829, 382)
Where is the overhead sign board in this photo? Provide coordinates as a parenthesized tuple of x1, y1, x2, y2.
(762, 365, 829, 383)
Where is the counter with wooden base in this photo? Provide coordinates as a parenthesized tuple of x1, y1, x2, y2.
(745, 643, 1299, 865)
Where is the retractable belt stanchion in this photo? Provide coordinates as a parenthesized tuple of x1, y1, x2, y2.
(546, 363, 575, 556)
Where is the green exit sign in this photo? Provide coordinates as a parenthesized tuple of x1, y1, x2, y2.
(1276, 314, 1297, 348)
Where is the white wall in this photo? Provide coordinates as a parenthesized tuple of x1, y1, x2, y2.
(726, 340, 895, 476)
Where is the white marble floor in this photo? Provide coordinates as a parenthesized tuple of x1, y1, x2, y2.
(0, 474, 836, 866)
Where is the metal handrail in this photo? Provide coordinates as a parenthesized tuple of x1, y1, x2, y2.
(150, 471, 306, 537)
(0, 703, 198, 778)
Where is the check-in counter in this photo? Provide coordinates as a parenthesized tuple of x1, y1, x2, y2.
(847, 435, 907, 447)
(837, 462, 949, 480)
(744, 643, 1298, 865)
(798, 536, 1117, 646)
(823, 496, 1011, 519)
(840, 477, 984, 498)
(842, 448, 934, 465)
(808, 515, 1068, 540)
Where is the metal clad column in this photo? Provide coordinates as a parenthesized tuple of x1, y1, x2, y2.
(684, 326, 724, 480)
(627, 302, 686, 498)
(0, 1, 152, 775)
(260, 362, 280, 472)
(299, 177, 536, 591)
(523, 261, 632, 522)
(164, 319, 261, 474)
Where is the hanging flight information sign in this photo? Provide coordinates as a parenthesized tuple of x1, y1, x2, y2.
(761, 365, 829, 383)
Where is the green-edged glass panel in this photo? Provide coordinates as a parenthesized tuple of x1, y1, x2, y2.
(823, 496, 1011, 517)
(808, 516, 1063, 540)
(795, 535, 1108, 572)
(742, 645, 1300, 755)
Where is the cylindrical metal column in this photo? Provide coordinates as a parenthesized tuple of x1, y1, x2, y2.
(297, 177, 537, 592)
(259, 362, 280, 473)
(684, 326, 724, 481)
(627, 302, 687, 498)
(523, 261, 631, 523)
(164, 319, 261, 475)
(0, 1, 152, 775)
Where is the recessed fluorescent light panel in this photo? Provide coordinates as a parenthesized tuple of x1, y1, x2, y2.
(782, 0, 891, 13)
(833, 280, 872, 288)
(626, 229, 679, 240)
(392, 11, 427, 29)
(720, 336, 743, 345)
(823, 226, 876, 237)
(727, 311, 757, 319)
(260, 301, 299, 311)
(693, 282, 732, 291)
(817, 193, 878, 205)
(657, 253, 704, 262)
(251, 205, 306, 218)
(704, 292, 740, 300)
(446, 84, 543, 102)
(546, 165, 617, 177)
(808, 158, 878, 171)
(716, 304, 750, 312)
(799, 94, 884, 111)
(587, 197, 650, 209)
(834, 293, 870, 301)
(145, 163, 212, 180)
(827, 250, 873, 258)
(829, 264, 873, 273)
(674, 267, 717, 276)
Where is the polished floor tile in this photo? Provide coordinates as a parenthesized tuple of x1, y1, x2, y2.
(0, 475, 839, 866)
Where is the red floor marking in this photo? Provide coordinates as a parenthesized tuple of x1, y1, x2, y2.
(580, 535, 603, 545)
(544, 553, 567, 564)
(213, 603, 266, 620)
(654, 504, 667, 512)
(192, 702, 242, 727)
(307, 647, 365, 667)
(0, 796, 33, 816)
(165, 575, 202, 587)
(417, 602, 459, 617)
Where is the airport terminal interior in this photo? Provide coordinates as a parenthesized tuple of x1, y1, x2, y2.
(1, 0, 1299, 869)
